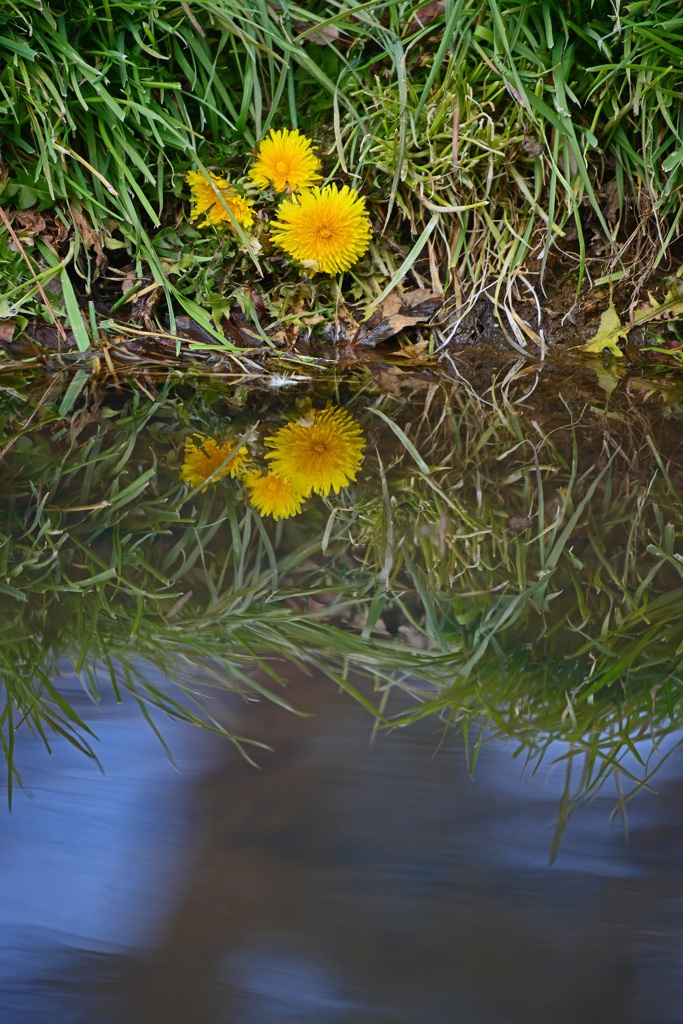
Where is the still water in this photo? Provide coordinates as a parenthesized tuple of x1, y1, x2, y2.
(3, 385, 683, 1022)
(1, 663, 683, 1024)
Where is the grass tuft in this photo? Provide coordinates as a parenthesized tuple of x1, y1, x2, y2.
(0, 1, 681, 353)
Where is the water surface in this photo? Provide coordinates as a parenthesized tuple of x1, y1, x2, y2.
(2, 663, 683, 1024)
(3, 385, 683, 1021)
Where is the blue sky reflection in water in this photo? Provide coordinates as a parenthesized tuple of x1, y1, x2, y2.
(0, 666, 227, 1022)
(1, 665, 683, 1022)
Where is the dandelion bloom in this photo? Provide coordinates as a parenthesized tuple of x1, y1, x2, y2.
(270, 185, 372, 274)
(180, 434, 250, 490)
(186, 170, 254, 229)
(249, 128, 322, 193)
(245, 470, 306, 520)
(265, 405, 365, 497)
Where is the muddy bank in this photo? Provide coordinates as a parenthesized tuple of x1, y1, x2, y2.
(2, 251, 683, 453)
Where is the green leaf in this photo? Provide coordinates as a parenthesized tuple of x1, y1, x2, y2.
(60, 270, 91, 352)
(58, 369, 90, 417)
(580, 303, 627, 358)
(171, 289, 241, 351)
(365, 215, 439, 315)
(369, 408, 431, 474)
(593, 364, 621, 401)
(633, 286, 683, 327)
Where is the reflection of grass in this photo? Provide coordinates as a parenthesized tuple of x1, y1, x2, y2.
(0, 391, 415, 794)
(341, 388, 683, 846)
(3, 382, 683, 840)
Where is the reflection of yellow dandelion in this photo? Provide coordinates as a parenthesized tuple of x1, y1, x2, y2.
(265, 406, 365, 497)
(180, 434, 250, 490)
(249, 128, 322, 193)
(186, 170, 254, 229)
(245, 470, 306, 520)
(270, 185, 372, 274)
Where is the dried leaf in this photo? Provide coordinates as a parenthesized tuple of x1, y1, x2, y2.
(357, 312, 423, 346)
(507, 515, 532, 534)
(397, 624, 433, 649)
(54, 218, 70, 245)
(400, 287, 443, 312)
(407, 0, 445, 33)
(602, 179, 621, 225)
(0, 319, 16, 342)
(373, 366, 435, 394)
(119, 270, 138, 296)
(381, 292, 403, 317)
(69, 203, 107, 273)
(394, 338, 432, 362)
(306, 24, 341, 44)
(69, 204, 99, 249)
(357, 289, 442, 346)
(12, 210, 47, 235)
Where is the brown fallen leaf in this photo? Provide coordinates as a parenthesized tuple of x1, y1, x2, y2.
(300, 312, 324, 327)
(393, 337, 433, 362)
(119, 268, 138, 297)
(350, 612, 390, 636)
(356, 288, 443, 346)
(397, 623, 433, 649)
(69, 203, 108, 273)
(51, 217, 70, 246)
(381, 291, 403, 317)
(293, 21, 342, 44)
(372, 365, 436, 395)
(12, 210, 47, 235)
(357, 310, 427, 345)
(0, 319, 16, 343)
(507, 515, 532, 534)
(379, 288, 442, 319)
(601, 179, 621, 225)
(400, 287, 443, 314)
(307, 24, 341, 44)
(406, 0, 445, 34)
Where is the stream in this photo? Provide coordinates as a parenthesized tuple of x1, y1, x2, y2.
(2, 380, 683, 1021)
(2, 662, 683, 1023)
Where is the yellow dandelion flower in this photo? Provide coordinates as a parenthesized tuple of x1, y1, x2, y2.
(245, 470, 306, 520)
(180, 434, 250, 490)
(264, 405, 365, 497)
(186, 170, 255, 229)
(269, 185, 372, 274)
(249, 128, 322, 193)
